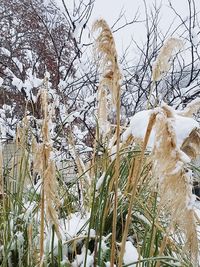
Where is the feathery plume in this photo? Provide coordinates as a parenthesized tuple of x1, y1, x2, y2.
(181, 128, 200, 160)
(33, 77, 61, 263)
(35, 88, 60, 237)
(152, 38, 183, 82)
(176, 98, 200, 159)
(177, 98, 200, 117)
(152, 105, 198, 264)
(93, 19, 121, 106)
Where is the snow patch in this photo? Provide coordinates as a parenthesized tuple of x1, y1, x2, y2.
(123, 241, 140, 266)
(96, 172, 106, 190)
(122, 108, 199, 149)
(0, 77, 3, 86)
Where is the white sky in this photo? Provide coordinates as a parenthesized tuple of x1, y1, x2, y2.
(89, 0, 200, 55)
(55, 0, 200, 57)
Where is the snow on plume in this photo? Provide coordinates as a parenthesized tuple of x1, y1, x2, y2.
(122, 105, 199, 149)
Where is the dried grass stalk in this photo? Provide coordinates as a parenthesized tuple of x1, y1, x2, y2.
(43, 160, 60, 233)
(93, 19, 121, 107)
(15, 116, 30, 189)
(152, 38, 183, 82)
(33, 82, 61, 262)
(152, 105, 198, 264)
(37, 89, 60, 236)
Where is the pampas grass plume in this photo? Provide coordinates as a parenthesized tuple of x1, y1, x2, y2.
(93, 19, 121, 107)
(152, 105, 198, 264)
(152, 38, 183, 82)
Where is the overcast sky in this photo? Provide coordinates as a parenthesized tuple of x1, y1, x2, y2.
(89, 0, 200, 55)
(55, 0, 200, 57)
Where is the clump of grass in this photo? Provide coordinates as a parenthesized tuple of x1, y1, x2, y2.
(0, 19, 199, 267)
(93, 19, 122, 266)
